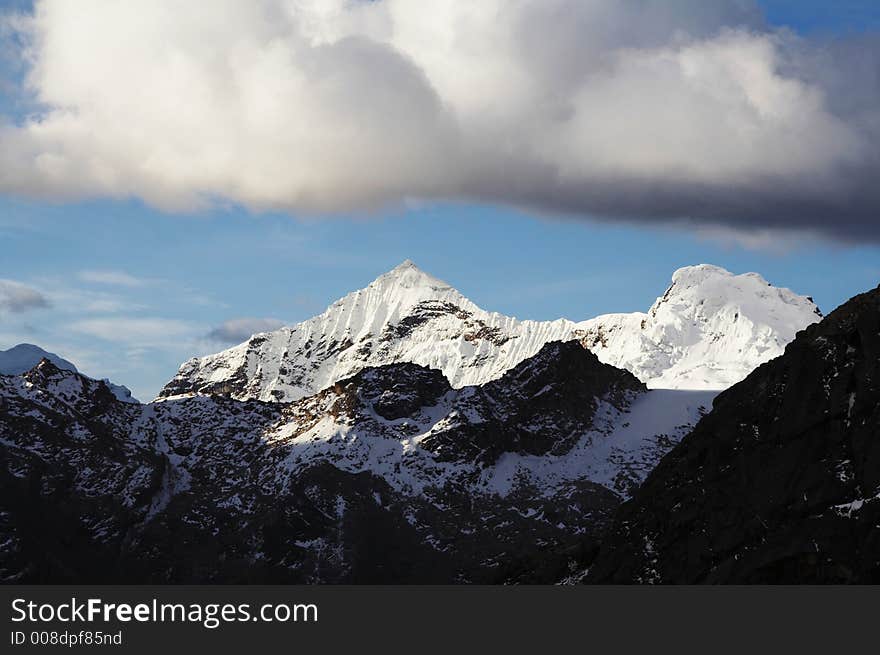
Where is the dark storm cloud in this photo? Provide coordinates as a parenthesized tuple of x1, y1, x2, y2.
(1, 1, 879, 241)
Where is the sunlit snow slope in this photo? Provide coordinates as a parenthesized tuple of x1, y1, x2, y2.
(159, 261, 820, 401)
(579, 264, 823, 389)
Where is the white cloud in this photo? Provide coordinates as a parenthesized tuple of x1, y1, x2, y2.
(70, 317, 199, 346)
(38, 282, 147, 314)
(1, 1, 879, 239)
(206, 317, 286, 344)
(0, 278, 50, 313)
(78, 270, 151, 287)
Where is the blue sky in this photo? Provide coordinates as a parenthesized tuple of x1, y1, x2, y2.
(761, 0, 880, 33)
(1, 1, 879, 399)
(2, 195, 877, 399)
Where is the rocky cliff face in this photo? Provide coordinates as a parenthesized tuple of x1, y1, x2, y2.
(0, 360, 156, 582)
(2, 343, 690, 583)
(159, 262, 819, 402)
(585, 285, 880, 584)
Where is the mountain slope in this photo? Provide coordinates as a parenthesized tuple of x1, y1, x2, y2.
(160, 261, 578, 402)
(263, 341, 656, 498)
(159, 261, 820, 402)
(586, 284, 880, 584)
(2, 342, 709, 583)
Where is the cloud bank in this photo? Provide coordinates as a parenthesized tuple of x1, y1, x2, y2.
(71, 317, 198, 346)
(207, 318, 286, 345)
(0, 279, 50, 313)
(2, 0, 879, 240)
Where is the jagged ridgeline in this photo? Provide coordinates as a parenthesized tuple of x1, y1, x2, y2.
(159, 261, 820, 401)
(3, 261, 849, 584)
(3, 342, 643, 582)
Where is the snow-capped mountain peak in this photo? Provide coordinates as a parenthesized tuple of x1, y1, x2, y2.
(0, 343, 78, 375)
(372, 259, 451, 292)
(579, 264, 822, 389)
(160, 260, 568, 401)
(656, 264, 821, 319)
(0, 343, 139, 403)
(159, 262, 821, 402)
(323, 260, 478, 327)
(669, 263, 735, 286)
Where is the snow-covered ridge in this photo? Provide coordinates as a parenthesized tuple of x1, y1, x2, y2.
(1, 340, 703, 509)
(0, 343, 139, 403)
(159, 260, 578, 401)
(578, 264, 823, 390)
(0, 341, 710, 583)
(159, 261, 821, 401)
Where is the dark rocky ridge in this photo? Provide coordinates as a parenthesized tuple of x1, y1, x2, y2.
(1, 343, 636, 583)
(586, 285, 880, 583)
(422, 341, 645, 463)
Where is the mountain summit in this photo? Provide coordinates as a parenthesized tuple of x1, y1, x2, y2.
(159, 260, 576, 401)
(578, 264, 822, 389)
(159, 261, 820, 402)
(587, 283, 879, 583)
(371, 259, 455, 293)
(0, 343, 78, 375)
(0, 343, 138, 403)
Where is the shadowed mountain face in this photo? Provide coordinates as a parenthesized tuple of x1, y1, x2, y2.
(586, 286, 880, 584)
(1, 342, 658, 583)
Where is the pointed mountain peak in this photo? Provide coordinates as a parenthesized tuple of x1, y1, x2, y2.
(22, 357, 73, 387)
(395, 258, 417, 270)
(33, 356, 63, 374)
(0, 343, 139, 403)
(368, 260, 455, 294)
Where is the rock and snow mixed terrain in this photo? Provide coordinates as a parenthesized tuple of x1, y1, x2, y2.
(159, 261, 820, 402)
(2, 343, 647, 582)
(0, 343, 80, 375)
(587, 283, 880, 583)
(0, 343, 138, 403)
(2, 261, 847, 584)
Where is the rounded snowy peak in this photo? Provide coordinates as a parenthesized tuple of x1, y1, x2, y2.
(0, 343, 78, 375)
(662, 263, 819, 313)
(670, 264, 739, 287)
